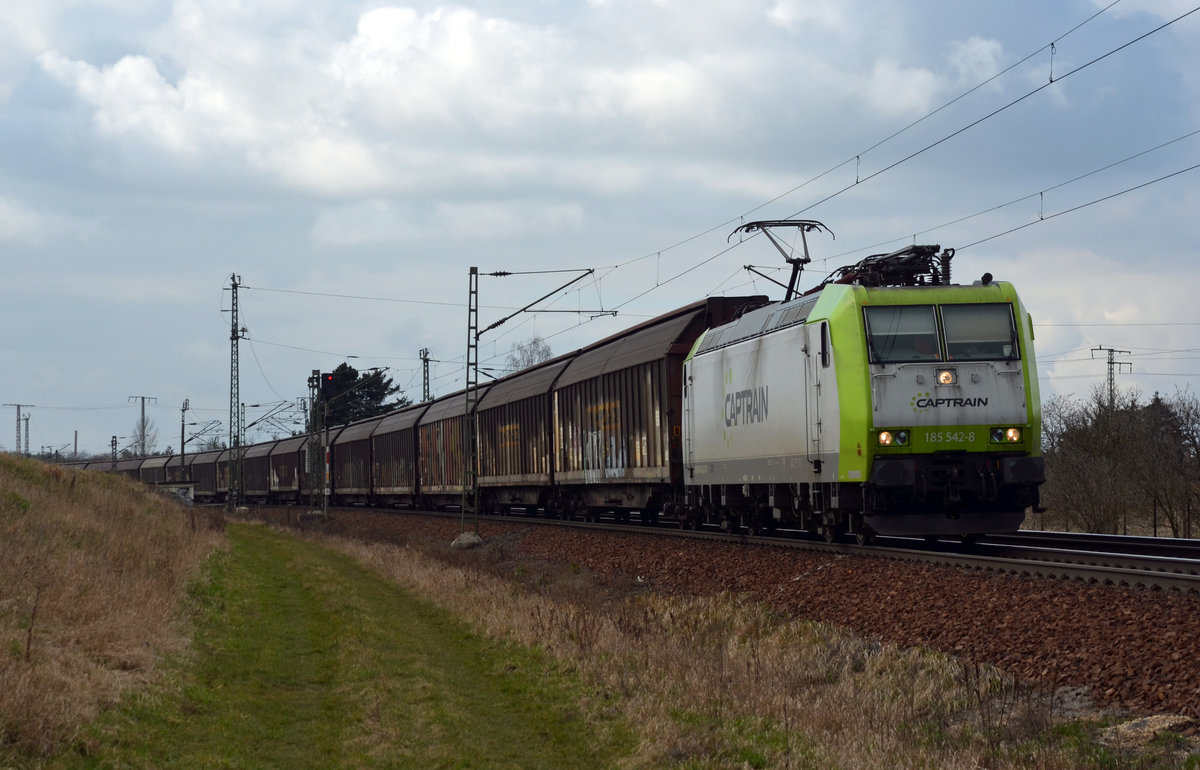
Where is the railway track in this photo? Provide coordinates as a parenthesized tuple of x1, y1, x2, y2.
(867, 534, 1200, 593)
(664, 523, 1200, 593)
(267, 503, 1200, 593)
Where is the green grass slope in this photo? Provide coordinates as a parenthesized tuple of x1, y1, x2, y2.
(69, 523, 633, 768)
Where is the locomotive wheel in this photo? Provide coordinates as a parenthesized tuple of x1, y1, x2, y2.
(854, 529, 876, 546)
(821, 525, 837, 543)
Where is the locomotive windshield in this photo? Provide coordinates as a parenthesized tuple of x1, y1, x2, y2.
(863, 305, 940, 363)
(864, 302, 1019, 364)
(942, 303, 1018, 361)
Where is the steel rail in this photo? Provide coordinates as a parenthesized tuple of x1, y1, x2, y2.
(985, 530, 1200, 559)
(253, 504, 1200, 593)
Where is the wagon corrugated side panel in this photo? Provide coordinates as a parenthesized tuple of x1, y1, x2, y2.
(552, 297, 763, 490)
(373, 404, 430, 501)
(243, 440, 278, 500)
(331, 418, 382, 501)
(269, 435, 309, 502)
(478, 358, 572, 488)
(416, 386, 491, 499)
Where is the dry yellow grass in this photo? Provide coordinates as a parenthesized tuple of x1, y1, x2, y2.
(314, 532, 1077, 769)
(0, 456, 224, 757)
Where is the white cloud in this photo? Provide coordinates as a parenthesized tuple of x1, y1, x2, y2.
(17, 5, 1200, 252)
(859, 59, 940, 117)
(329, 6, 568, 130)
(767, 0, 846, 30)
(948, 36, 1005, 88)
(434, 200, 584, 240)
(0, 196, 94, 245)
(0, 3, 55, 100)
(1006, 246, 1200, 400)
(311, 200, 417, 246)
(0, 197, 44, 243)
(40, 52, 197, 153)
(30, 0, 983, 202)
(1099, 0, 1198, 20)
(311, 197, 584, 246)
(256, 135, 390, 195)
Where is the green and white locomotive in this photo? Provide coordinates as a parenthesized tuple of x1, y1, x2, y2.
(682, 221, 1044, 542)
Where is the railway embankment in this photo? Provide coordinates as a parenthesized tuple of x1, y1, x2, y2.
(0, 456, 223, 758)
(5, 460, 1199, 767)
(312, 510, 1200, 756)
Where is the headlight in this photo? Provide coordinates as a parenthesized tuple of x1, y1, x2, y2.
(936, 369, 957, 386)
(878, 429, 909, 447)
(990, 427, 1022, 443)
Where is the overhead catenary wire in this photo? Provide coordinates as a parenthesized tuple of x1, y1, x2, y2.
(597, 0, 1130, 277)
(823, 127, 1200, 262)
(598, 4, 1198, 314)
(959, 161, 1200, 251)
(785, 4, 1200, 223)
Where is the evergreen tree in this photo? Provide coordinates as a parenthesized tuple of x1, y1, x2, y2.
(322, 363, 409, 425)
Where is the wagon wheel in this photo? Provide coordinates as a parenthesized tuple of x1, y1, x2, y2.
(854, 528, 876, 546)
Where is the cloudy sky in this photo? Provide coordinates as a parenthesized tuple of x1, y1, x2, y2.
(2, 0, 1198, 456)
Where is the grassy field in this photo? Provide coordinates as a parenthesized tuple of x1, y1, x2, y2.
(66, 522, 634, 768)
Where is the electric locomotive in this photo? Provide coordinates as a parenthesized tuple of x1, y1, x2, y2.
(682, 221, 1043, 542)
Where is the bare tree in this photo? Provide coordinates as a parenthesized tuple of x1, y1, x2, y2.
(505, 336, 552, 373)
(199, 436, 226, 451)
(132, 414, 158, 456)
(1042, 385, 1200, 536)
